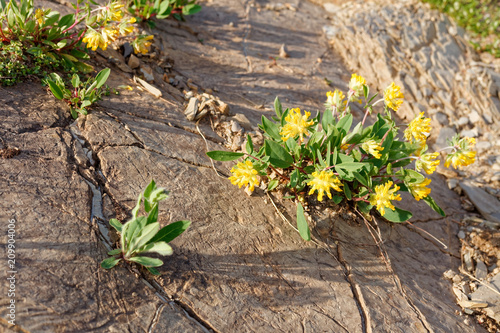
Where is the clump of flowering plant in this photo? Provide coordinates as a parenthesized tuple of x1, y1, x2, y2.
(0, 0, 155, 86)
(207, 74, 476, 240)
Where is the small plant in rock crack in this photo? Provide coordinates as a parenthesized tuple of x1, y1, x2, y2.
(207, 74, 478, 241)
(127, 0, 202, 26)
(101, 180, 191, 275)
(44, 68, 110, 119)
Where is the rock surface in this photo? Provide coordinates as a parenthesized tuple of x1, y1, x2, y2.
(0, 0, 493, 332)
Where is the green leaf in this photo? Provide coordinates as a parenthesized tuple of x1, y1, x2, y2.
(128, 256, 163, 267)
(95, 68, 111, 89)
(274, 96, 283, 118)
(147, 267, 160, 275)
(70, 48, 90, 59)
(80, 100, 92, 109)
(131, 222, 160, 252)
(382, 207, 412, 223)
(336, 113, 353, 133)
(267, 179, 279, 191)
(109, 218, 123, 232)
(363, 84, 369, 100)
(143, 180, 156, 200)
(264, 140, 294, 169)
(357, 201, 372, 215)
(73, 61, 94, 74)
(107, 249, 122, 256)
(332, 195, 343, 204)
(182, 3, 202, 15)
(423, 196, 446, 217)
(289, 168, 300, 188)
(260, 115, 282, 141)
(139, 241, 173, 256)
(245, 134, 254, 153)
(336, 162, 365, 172)
(147, 220, 191, 245)
(58, 13, 75, 30)
(206, 150, 244, 161)
(353, 171, 368, 187)
(322, 108, 333, 129)
(47, 80, 64, 100)
(101, 257, 121, 269)
(296, 203, 310, 241)
(343, 183, 352, 200)
(131, 193, 143, 219)
(71, 74, 80, 88)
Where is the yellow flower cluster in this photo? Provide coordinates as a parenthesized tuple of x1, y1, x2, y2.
(35, 8, 45, 25)
(361, 139, 383, 159)
(445, 137, 476, 169)
(348, 73, 366, 103)
(83, 1, 137, 52)
(415, 152, 440, 174)
(369, 181, 402, 216)
(229, 160, 259, 192)
(409, 178, 431, 201)
(280, 108, 314, 142)
(404, 112, 431, 143)
(133, 35, 155, 54)
(384, 82, 404, 111)
(82, 26, 119, 51)
(326, 90, 345, 114)
(307, 170, 343, 202)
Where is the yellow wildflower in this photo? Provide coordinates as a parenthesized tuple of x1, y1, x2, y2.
(102, 25, 119, 44)
(413, 140, 427, 157)
(307, 170, 343, 202)
(326, 90, 345, 113)
(82, 27, 107, 51)
(404, 112, 431, 143)
(229, 160, 259, 192)
(133, 35, 154, 54)
(99, 2, 124, 22)
(35, 8, 45, 25)
(361, 139, 384, 159)
(279, 108, 314, 142)
(415, 152, 440, 175)
(369, 181, 402, 216)
(384, 82, 404, 111)
(445, 137, 476, 169)
(119, 18, 135, 35)
(409, 178, 431, 201)
(348, 73, 366, 103)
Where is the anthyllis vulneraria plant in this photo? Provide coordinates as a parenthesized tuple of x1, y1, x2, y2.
(207, 74, 477, 241)
(101, 180, 191, 275)
(0, 0, 155, 84)
(44, 68, 111, 118)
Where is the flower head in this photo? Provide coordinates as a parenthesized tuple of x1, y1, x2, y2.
(229, 160, 259, 192)
(369, 181, 402, 216)
(102, 25, 119, 44)
(404, 112, 431, 143)
(384, 82, 404, 111)
(361, 139, 384, 159)
(409, 178, 431, 201)
(118, 18, 136, 35)
(35, 9, 45, 25)
(280, 108, 314, 142)
(348, 73, 366, 103)
(82, 27, 107, 51)
(99, 2, 124, 22)
(415, 152, 440, 174)
(445, 137, 476, 169)
(326, 90, 345, 114)
(307, 170, 343, 202)
(133, 35, 154, 54)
